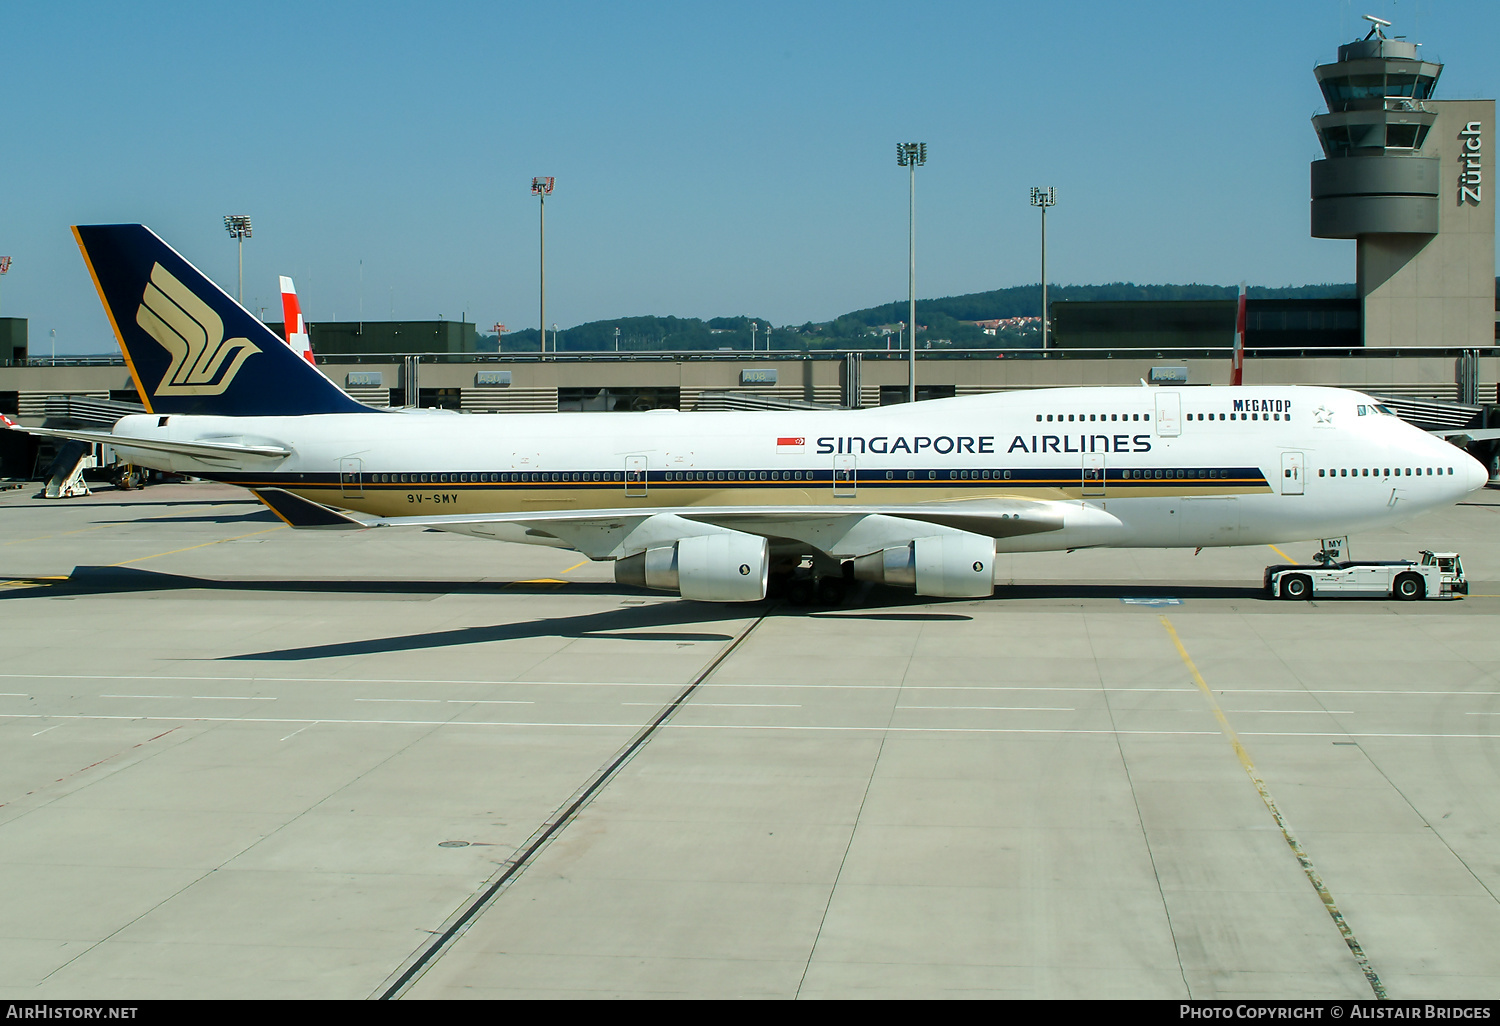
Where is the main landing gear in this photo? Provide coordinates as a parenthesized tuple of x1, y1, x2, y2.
(768, 556, 853, 607)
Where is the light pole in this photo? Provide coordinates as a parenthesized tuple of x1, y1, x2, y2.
(614, 326, 620, 352)
(223, 215, 252, 304)
(897, 143, 926, 402)
(1030, 187, 1055, 349)
(751, 321, 758, 351)
(531, 177, 553, 355)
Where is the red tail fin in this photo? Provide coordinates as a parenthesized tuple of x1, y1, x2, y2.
(1231, 283, 1246, 387)
(279, 276, 315, 365)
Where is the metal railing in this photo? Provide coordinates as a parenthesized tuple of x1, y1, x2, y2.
(7, 355, 127, 367)
(7, 345, 1500, 370)
(309, 345, 1500, 365)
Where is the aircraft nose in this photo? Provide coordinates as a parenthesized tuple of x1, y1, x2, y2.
(1466, 451, 1490, 494)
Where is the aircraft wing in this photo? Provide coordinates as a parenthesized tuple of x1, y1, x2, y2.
(1432, 427, 1500, 442)
(250, 487, 1118, 559)
(14, 425, 292, 464)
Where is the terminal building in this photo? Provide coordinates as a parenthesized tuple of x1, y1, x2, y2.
(1, 17, 1496, 482)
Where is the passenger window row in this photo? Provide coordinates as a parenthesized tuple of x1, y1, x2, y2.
(1120, 468, 1235, 479)
(374, 472, 624, 484)
(879, 470, 1013, 481)
(1030, 411, 1290, 424)
(665, 471, 808, 481)
(1318, 467, 1454, 478)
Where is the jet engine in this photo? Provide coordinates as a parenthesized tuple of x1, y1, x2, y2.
(852, 532, 995, 598)
(614, 531, 769, 602)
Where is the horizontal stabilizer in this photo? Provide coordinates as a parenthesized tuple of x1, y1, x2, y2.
(17, 426, 291, 464)
(252, 488, 368, 529)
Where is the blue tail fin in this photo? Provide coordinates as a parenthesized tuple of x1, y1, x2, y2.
(73, 224, 373, 417)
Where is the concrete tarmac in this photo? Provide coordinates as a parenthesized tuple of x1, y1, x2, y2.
(2, 479, 1499, 999)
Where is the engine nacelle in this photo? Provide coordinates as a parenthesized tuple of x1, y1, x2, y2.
(614, 531, 769, 602)
(852, 532, 995, 598)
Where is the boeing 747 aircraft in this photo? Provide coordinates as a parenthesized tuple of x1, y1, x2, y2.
(16, 224, 1487, 603)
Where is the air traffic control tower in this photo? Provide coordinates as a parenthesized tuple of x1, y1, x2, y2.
(1310, 16, 1494, 347)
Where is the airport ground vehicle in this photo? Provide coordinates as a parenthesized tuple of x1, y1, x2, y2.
(1264, 550, 1467, 600)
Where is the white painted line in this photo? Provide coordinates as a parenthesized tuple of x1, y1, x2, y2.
(448, 700, 534, 705)
(1, 712, 1495, 739)
(354, 698, 443, 704)
(190, 696, 276, 701)
(31, 724, 60, 736)
(100, 694, 181, 700)
(898, 705, 1076, 712)
(1248, 710, 1355, 715)
(621, 702, 802, 708)
(8, 672, 1500, 696)
(0, 673, 691, 689)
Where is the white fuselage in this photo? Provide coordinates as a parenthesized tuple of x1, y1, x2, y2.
(106, 385, 1487, 555)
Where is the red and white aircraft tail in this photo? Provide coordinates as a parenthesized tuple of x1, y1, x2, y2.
(1231, 282, 1246, 387)
(279, 276, 315, 365)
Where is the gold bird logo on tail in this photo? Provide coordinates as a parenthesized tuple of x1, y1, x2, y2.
(136, 262, 260, 396)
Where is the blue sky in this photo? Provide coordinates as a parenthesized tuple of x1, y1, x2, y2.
(4, 0, 1495, 353)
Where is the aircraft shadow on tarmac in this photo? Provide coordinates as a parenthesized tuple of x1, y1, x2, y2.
(0, 565, 1264, 660)
(0, 565, 1257, 603)
(0, 566, 1262, 604)
(0, 498, 260, 511)
(0, 565, 635, 600)
(224, 602, 757, 660)
(95, 509, 281, 525)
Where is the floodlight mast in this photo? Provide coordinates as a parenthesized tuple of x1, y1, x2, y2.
(1029, 187, 1056, 349)
(223, 215, 252, 304)
(531, 177, 554, 356)
(896, 143, 926, 402)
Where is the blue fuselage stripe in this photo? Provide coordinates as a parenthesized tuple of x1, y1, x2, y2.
(215, 467, 1271, 489)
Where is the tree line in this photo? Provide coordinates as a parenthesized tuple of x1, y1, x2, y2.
(479, 281, 1357, 353)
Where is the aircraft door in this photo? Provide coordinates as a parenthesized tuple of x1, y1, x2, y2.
(625, 456, 648, 498)
(1082, 453, 1106, 498)
(833, 455, 857, 498)
(1281, 452, 1304, 495)
(340, 457, 364, 498)
(1154, 393, 1181, 437)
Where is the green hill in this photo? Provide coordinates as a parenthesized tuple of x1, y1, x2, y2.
(481, 282, 1357, 352)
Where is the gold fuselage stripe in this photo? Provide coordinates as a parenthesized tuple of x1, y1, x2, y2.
(228, 481, 1272, 520)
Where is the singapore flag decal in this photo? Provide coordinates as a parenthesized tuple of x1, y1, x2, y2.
(776, 436, 805, 453)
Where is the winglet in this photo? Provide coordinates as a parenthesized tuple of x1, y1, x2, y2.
(252, 488, 369, 529)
